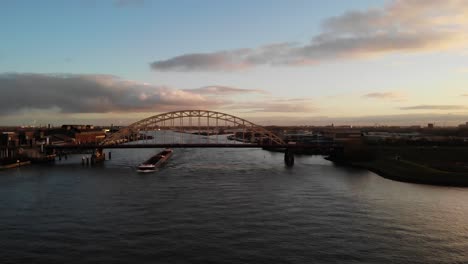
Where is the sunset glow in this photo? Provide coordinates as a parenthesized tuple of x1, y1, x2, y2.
(1, 0, 468, 126)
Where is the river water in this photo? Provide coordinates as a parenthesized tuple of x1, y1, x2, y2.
(1, 138, 468, 263)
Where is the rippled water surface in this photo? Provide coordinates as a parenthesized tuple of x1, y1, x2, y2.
(1, 146, 468, 263)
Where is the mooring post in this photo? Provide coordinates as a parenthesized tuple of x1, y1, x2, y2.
(284, 148, 295, 167)
(108, 151, 112, 160)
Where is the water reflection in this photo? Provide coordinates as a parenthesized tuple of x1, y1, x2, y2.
(0, 141, 467, 263)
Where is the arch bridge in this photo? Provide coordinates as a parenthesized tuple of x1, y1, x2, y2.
(101, 110, 285, 146)
(49, 110, 339, 166)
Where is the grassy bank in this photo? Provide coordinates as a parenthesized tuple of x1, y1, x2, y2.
(329, 145, 468, 187)
(351, 159, 468, 186)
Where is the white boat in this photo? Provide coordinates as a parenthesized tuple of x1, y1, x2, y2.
(137, 149, 173, 172)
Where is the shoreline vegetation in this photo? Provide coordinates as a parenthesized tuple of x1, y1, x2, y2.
(327, 144, 468, 187)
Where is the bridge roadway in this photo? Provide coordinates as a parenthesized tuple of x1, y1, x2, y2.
(46, 143, 340, 167)
(47, 143, 338, 150)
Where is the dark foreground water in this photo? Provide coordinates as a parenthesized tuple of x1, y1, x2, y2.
(1, 147, 468, 263)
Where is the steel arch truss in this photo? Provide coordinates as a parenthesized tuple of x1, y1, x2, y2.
(101, 110, 285, 146)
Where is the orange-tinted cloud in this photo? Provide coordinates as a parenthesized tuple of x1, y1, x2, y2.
(185, 85, 268, 95)
(0, 73, 309, 117)
(151, 0, 468, 71)
(400, 105, 467, 110)
(363, 92, 406, 101)
(223, 98, 317, 113)
(0, 73, 222, 115)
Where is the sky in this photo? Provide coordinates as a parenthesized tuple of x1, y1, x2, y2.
(1, 0, 468, 126)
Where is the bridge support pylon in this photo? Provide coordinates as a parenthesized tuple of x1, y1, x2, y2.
(284, 149, 294, 167)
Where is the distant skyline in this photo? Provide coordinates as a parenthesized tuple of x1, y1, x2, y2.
(1, 0, 468, 126)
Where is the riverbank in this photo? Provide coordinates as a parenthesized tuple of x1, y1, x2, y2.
(0, 160, 31, 169)
(328, 146, 468, 187)
(329, 158, 468, 186)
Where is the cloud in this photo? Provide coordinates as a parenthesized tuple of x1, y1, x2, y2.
(462, 94, 468, 97)
(0, 73, 315, 119)
(150, 50, 256, 71)
(185, 85, 268, 95)
(363, 91, 406, 101)
(0, 73, 222, 115)
(400, 105, 467, 110)
(249, 113, 468, 126)
(150, 0, 468, 71)
(224, 98, 317, 113)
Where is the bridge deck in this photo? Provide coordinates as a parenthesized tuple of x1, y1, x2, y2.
(47, 143, 339, 150)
